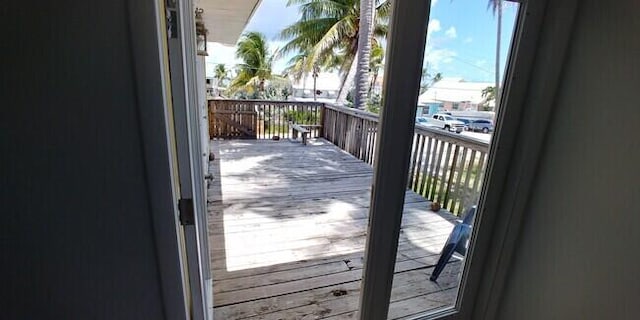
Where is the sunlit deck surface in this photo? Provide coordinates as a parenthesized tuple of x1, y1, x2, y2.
(208, 138, 462, 319)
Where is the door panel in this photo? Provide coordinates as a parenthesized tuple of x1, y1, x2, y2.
(164, 0, 210, 318)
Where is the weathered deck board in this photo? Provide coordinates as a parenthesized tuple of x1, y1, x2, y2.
(208, 139, 462, 319)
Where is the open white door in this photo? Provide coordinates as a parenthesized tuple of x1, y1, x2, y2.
(163, 0, 212, 319)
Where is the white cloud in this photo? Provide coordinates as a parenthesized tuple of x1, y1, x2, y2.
(431, 0, 439, 7)
(424, 46, 457, 69)
(428, 19, 442, 33)
(464, 37, 473, 44)
(427, 19, 441, 43)
(445, 27, 457, 39)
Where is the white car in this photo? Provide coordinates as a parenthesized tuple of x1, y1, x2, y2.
(426, 114, 465, 133)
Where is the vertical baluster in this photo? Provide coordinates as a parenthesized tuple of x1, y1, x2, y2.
(345, 114, 349, 150)
(344, 115, 349, 151)
(359, 118, 364, 159)
(278, 103, 282, 138)
(315, 104, 319, 137)
(367, 121, 374, 164)
(338, 110, 340, 145)
(451, 147, 469, 215)
(413, 135, 427, 192)
(418, 136, 433, 196)
(436, 142, 453, 203)
(365, 120, 370, 164)
(360, 119, 367, 162)
(331, 110, 336, 142)
(442, 145, 460, 211)
(407, 133, 420, 188)
(354, 117, 360, 157)
(428, 140, 445, 200)
(371, 122, 377, 166)
(329, 110, 334, 142)
(460, 150, 477, 211)
(341, 113, 346, 149)
(366, 121, 373, 164)
(472, 152, 488, 195)
(336, 112, 340, 146)
(358, 118, 364, 160)
(351, 117, 356, 156)
(425, 139, 441, 199)
(269, 104, 272, 138)
(344, 115, 351, 154)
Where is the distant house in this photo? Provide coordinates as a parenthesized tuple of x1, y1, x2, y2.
(291, 73, 341, 100)
(417, 78, 494, 114)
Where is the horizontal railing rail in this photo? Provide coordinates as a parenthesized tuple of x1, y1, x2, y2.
(209, 99, 324, 139)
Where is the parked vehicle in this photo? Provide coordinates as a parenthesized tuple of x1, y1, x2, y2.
(426, 114, 465, 133)
(455, 118, 472, 130)
(415, 117, 429, 125)
(467, 119, 494, 133)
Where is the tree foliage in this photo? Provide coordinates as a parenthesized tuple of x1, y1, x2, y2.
(279, 0, 390, 104)
(230, 32, 279, 95)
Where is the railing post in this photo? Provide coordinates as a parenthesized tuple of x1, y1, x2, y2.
(319, 104, 326, 138)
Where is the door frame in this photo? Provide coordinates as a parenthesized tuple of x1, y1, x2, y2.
(127, 0, 212, 319)
(126, 0, 190, 319)
(173, 0, 213, 317)
(164, 0, 210, 318)
(360, 0, 579, 319)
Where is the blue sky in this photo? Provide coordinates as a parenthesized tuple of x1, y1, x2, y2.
(206, 0, 519, 82)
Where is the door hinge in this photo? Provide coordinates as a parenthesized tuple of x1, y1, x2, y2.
(178, 198, 195, 226)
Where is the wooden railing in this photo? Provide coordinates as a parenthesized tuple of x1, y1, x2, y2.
(209, 99, 489, 215)
(322, 103, 490, 215)
(209, 99, 323, 139)
(322, 104, 380, 166)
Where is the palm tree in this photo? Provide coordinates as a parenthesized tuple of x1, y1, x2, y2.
(213, 64, 228, 96)
(282, 48, 322, 101)
(354, 0, 375, 109)
(282, 51, 309, 85)
(214, 64, 228, 86)
(368, 42, 384, 96)
(481, 85, 496, 104)
(488, 0, 503, 111)
(279, 0, 390, 106)
(420, 65, 442, 94)
(230, 32, 276, 95)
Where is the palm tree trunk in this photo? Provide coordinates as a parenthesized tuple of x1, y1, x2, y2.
(313, 75, 317, 101)
(354, 0, 375, 110)
(369, 71, 378, 96)
(336, 54, 358, 105)
(494, 0, 502, 112)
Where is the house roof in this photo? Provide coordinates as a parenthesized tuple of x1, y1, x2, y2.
(418, 78, 494, 104)
(195, 0, 263, 45)
(291, 73, 342, 92)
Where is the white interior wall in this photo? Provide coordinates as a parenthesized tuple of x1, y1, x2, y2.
(497, 0, 640, 318)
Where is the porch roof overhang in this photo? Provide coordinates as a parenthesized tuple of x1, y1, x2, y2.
(195, 0, 263, 45)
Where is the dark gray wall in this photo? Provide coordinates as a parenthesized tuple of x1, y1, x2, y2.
(1, 1, 167, 319)
(497, 0, 640, 319)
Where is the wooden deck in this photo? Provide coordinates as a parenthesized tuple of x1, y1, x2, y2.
(207, 138, 462, 319)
